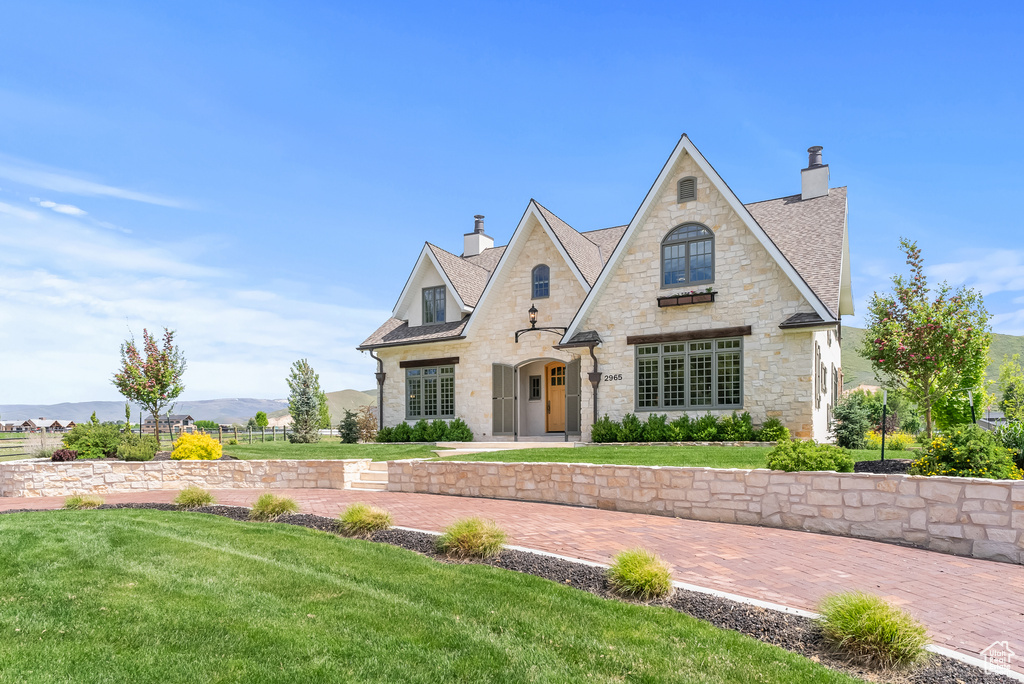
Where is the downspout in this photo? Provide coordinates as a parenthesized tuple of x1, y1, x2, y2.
(368, 349, 385, 431)
(587, 344, 601, 433)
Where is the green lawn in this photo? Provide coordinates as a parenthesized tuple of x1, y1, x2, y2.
(0, 510, 862, 683)
(223, 440, 439, 461)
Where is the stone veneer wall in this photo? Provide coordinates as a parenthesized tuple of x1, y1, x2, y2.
(0, 459, 372, 498)
(388, 460, 1024, 564)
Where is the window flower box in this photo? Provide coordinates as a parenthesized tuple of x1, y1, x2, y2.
(658, 290, 717, 308)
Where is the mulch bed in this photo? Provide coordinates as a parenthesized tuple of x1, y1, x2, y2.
(1, 503, 1014, 684)
(854, 459, 913, 475)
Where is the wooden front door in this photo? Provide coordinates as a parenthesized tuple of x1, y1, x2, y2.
(545, 362, 566, 432)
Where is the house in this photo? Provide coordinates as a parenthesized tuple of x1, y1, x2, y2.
(142, 414, 196, 434)
(358, 136, 852, 442)
(20, 418, 75, 433)
(0, 421, 27, 433)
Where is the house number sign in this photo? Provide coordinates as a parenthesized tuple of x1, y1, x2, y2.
(603, 373, 623, 382)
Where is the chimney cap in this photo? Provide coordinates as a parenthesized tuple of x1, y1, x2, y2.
(473, 215, 485, 234)
(806, 146, 824, 169)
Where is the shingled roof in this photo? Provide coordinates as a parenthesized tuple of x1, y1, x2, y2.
(358, 316, 469, 350)
(426, 243, 491, 308)
(534, 202, 605, 286)
(745, 187, 847, 319)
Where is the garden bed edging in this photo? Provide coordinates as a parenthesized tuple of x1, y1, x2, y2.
(387, 460, 1024, 565)
(0, 459, 373, 498)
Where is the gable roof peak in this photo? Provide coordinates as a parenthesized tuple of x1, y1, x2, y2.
(531, 200, 604, 286)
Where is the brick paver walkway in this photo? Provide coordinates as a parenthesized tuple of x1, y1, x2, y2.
(3, 488, 1021, 672)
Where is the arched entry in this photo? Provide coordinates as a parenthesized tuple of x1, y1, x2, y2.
(545, 361, 566, 432)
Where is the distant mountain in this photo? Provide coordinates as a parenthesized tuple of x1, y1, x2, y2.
(268, 389, 377, 424)
(842, 326, 1024, 390)
(0, 398, 288, 425)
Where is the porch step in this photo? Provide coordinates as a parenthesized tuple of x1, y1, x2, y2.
(435, 441, 579, 450)
(368, 461, 388, 471)
(359, 470, 388, 482)
(350, 480, 387, 491)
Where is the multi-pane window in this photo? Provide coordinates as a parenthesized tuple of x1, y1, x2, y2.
(635, 338, 742, 410)
(422, 286, 446, 324)
(529, 375, 542, 401)
(532, 264, 550, 299)
(662, 224, 714, 287)
(406, 365, 455, 419)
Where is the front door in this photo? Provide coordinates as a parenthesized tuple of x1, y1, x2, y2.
(545, 362, 566, 432)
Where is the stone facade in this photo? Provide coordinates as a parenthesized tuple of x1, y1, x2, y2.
(0, 459, 372, 498)
(388, 460, 1024, 564)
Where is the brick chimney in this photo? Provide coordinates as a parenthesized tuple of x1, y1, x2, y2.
(463, 214, 494, 257)
(801, 146, 829, 200)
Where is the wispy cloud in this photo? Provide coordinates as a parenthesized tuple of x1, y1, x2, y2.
(929, 249, 1024, 295)
(31, 197, 87, 216)
(0, 154, 185, 208)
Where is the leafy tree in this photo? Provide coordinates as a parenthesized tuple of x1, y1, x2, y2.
(859, 239, 990, 438)
(112, 328, 187, 445)
(194, 420, 219, 430)
(89, 411, 99, 426)
(286, 359, 322, 443)
(339, 410, 359, 444)
(317, 391, 331, 430)
(998, 354, 1024, 422)
(255, 411, 269, 429)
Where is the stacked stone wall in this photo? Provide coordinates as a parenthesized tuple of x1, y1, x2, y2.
(388, 460, 1024, 564)
(0, 459, 372, 498)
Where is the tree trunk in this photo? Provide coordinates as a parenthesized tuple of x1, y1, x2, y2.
(152, 410, 160, 448)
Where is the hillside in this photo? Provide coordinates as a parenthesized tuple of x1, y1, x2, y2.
(842, 326, 1024, 390)
(268, 389, 377, 424)
(0, 398, 289, 425)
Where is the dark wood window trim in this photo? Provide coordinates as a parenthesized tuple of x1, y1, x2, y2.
(626, 326, 752, 346)
(400, 356, 460, 369)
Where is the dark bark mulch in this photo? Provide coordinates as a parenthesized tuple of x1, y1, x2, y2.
(1, 504, 1014, 683)
(854, 459, 913, 474)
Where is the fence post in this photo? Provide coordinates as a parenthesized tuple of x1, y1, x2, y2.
(234, 426, 238, 443)
(218, 426, 223, 444)
(248, 427, 252, 444)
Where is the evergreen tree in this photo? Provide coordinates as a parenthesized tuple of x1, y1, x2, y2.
(339, 410, 359, 444)
(286, 359, 323, 443)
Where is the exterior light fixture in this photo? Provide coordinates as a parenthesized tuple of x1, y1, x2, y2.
(528, 305, 538, 328)
(515, 304, 566, 343)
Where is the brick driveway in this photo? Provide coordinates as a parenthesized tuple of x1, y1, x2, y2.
(2, 488, 1022, 672)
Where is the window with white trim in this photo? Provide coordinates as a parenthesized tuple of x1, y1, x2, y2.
(422, 286, 446, 324)
(635, 338, 743, 410)
(406, 366, 455, 419)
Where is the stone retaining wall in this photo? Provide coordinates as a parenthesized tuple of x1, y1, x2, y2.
(388, 460, 1024, 564)
(0, 459, 373, 498)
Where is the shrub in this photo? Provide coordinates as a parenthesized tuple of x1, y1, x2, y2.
(375, 426, 395, 443)
(51, 449, 78, 462)
(865, 430, 913, 451)
(669, 414, 692, 441)
(996, 421, 1024, 469)
(818, 591, 929, 669)
(174, 486, 215, 509)
(63, 495, 104, 510)
(590, 415, 621, 442)
(831, 392, 871, 450)
(63, 423, 122, 459)
(900, 413, 923, 437)
(445, 418, 473, 442)
(338, 410, 359, 444)
(338, 502, 393, 537)
(410, 419, 430, 442)
(766, 440, 854, 473)
(171, 432, 223, 461)
(426, 419, 448, 442)
(718, 411, 754, 441)
(755, 417, 791, 443)
(391, 422, 413, 442)
(249, 493, 299, 521)
(117, 433, 159, 461)
(356, 405, 378, 442)
(607, 548, 673, 601)
(616, 413, 644, 442)
(436, 517, 507, 558)
(227, 438, 239, 446)
(642, 414, 672, 442)
(691, 413, 720, 441)
(910, 424, 1023, 480)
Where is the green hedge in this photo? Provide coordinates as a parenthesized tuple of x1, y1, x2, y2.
(376, 417, 473, 443)
(590, 412, 786, 443)
(765, 440, 854, 473)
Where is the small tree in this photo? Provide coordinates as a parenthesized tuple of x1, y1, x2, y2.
(287, 359, 322, 443)
(317, 391, 331, 430)
(89, 411, 99, 426)
(830, 392, 871, 450)
(356, 404, 378, 442)
(339, 410, 359, 444)
(255, 411, 269, 429)
(998, 354, 1024, 423)
(112, 328, 187, 445)
(859, 239, 991, 438)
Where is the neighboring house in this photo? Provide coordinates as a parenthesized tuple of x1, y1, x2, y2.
(142, 414, 196, 434)
(359, 136, 853, 442)
(0, 421, 27, 433)
(21, 418, 76, 433)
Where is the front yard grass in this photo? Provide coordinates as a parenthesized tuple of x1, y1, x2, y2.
(223, 439, 438, 461)
(0, 509, 862, 683)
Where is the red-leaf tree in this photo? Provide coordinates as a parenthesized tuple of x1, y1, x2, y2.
(858, 239, 990, 438)
(112, 328, 187, 444)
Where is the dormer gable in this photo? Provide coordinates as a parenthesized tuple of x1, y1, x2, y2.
(393, 243, 481, 326)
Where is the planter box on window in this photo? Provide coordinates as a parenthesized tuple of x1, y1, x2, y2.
(657, 291, 716, 308)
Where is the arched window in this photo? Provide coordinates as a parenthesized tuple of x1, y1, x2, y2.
(662, 223, 714, 287)
(677, 176, 697, 203)
(532, 264, 550, 299)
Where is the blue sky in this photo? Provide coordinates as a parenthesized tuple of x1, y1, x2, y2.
(1, 1, 1022, 403)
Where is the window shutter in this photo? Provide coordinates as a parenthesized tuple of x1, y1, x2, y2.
(565, 357, 581, 435)
(677, 177, 696, 203)
(492, 363, 514, 436)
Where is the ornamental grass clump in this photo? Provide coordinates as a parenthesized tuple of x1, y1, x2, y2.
(174, 485, 215, 509)
(818, 591, 930, 669)
(436, 517, 507, 559)
(63, 495, 104, 510)
(249, 493, 299, 521)
(910, 423, 1023, 480)
(170, 432, 223, 461)
(607, 548, 673, 601)
(765, 439, 854, 473)
(337, 502, 393, 537)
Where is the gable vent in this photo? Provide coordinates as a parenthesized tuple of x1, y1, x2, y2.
(677, 177, 696, 203)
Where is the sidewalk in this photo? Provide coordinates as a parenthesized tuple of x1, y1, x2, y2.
(2, 487, 1021, 672)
